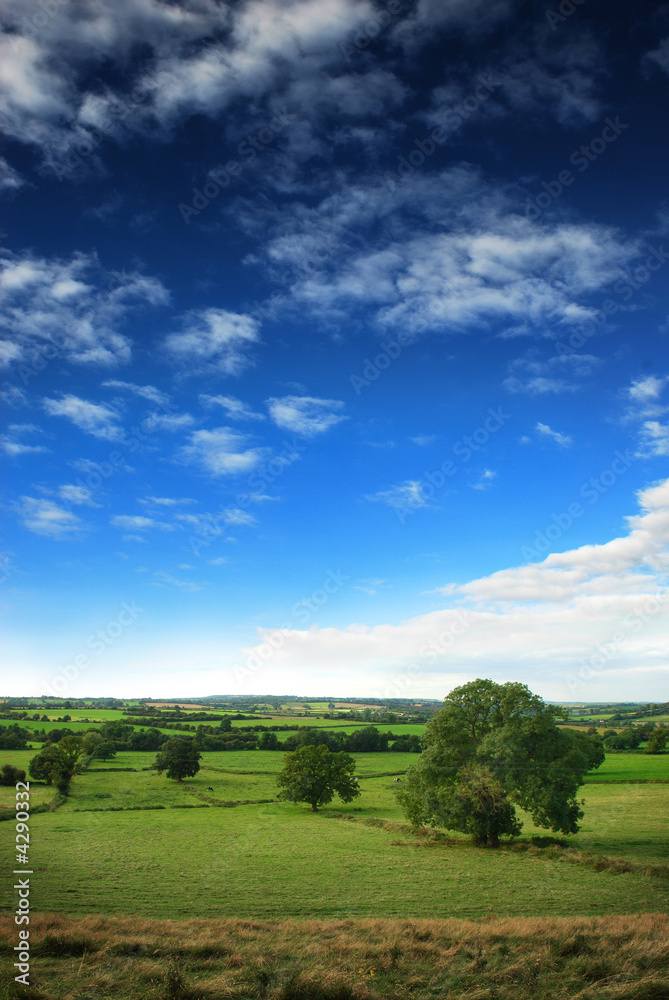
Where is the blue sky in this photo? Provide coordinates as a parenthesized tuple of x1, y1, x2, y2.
(1, 0, 669, 702)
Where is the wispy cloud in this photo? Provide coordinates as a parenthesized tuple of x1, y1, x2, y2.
(536, 422, 573, 447)
(365, 480, 430, 511)
(1, 424, 48, 456)
(42, 394, 124, 441)
(165, 309, 259, 375)
(139, 496, 196, 508)
(504, 351, 598, 395)
(102, 380, 171, 407)
(110, 515, 173, 532)
(267, 395, 347, 437)
(16, 497, 85, 538)
(470, 468, 497, 490)
(199, 394, 265, 421)
(58, 484, 100, 507)
(176, 427, 267, 477)
(0, 250, 168, 367)
(151, 570, 205, 593)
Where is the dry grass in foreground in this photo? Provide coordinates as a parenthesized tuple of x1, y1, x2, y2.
(1, 913, 668, 1000)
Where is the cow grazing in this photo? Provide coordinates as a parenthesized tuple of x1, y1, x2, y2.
(205, 786, 214, 791)
(392, 777, 401, 783)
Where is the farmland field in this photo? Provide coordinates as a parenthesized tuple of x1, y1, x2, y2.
(6, 796, 668, 921)
(583, 752, 669, 781)
(2, 743, 669, 1000)
(1, 750, 669, 920)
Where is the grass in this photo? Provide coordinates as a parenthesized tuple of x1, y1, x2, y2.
(2, 912, 669, 1000)
(1, 749, 668, 930)
(585, 754, 669, 782)
(9, 792, 669, 920)
(31, 709, 130, 721)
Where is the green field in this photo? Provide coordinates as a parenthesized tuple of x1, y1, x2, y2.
(6, 797, 667, 921)
(584, 752, 669, 781)
(1, 749, 668, 927)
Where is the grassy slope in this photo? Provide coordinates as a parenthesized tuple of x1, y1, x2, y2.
(7, 801, 668, 921)
(3, 912, 668, 1000)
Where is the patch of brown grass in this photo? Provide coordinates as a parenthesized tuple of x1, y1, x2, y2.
(1, 913, 668, 1000)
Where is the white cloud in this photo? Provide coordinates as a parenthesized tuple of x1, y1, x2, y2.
(365, 480, 430, 512)
(536, 422, 572, 447)
(0, 157, 24, 193)
(142, 411, 195, 433)
(16, 497, 85, 538)
(139, 496, 196, 507)
(621, 374, 669, 456)
(1, 423, 47, 455)
(111, 514, 173, 531)
(645, 37, 669, 76)
(151, 570, 205, 592)
(266, 395, 347, 437)
(177, 427, 267, 477)
(239, 479, 669, 699)
(628, 375, 667, 403)
(164, 308, 260, 375)
(58, 484, 100, 507)
(176, 509, 256, 533)
(102, 380, 171, 407)
(0, 385, 27, 407)
(200, 394, 265, 421)
(504, 351, 598, 395)
(638, 421, 669, 458)
(42, 394, 123, 441)
(254, 166, 638, 337)
(0, 249, 168, 368)
(470, 468, 497, 490)
(411, 434, 436, 447)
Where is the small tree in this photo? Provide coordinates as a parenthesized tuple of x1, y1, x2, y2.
(81, 731, 103, 755)
(29, 736, 82, 794)
(91, 741, 117, 760)
(153, 737, 201, 781)
(258, 731, 279, 750)
(0, 764, 27, 786)
(645, 729, 668, 754)
(276, 744, 361, 812)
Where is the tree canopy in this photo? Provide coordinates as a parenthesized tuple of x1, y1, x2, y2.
(153, 737, 201, 781)
(29, 736, 83, 793)
(276, 744, 361, 811)
(396, 679, 604, 847)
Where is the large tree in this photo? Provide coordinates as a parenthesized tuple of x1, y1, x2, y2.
(397, 679, 604, 847)
(276, 744, 361, 812)
(153, 737, 201, 781)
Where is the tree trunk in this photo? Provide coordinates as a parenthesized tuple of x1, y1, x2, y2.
(311, 803, 318, 812)
(487, 833, 499, 848)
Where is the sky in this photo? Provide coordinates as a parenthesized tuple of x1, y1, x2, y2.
(1, 0, 669, 703)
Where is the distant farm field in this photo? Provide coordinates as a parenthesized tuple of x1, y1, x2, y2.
(584, 752, 669, 781)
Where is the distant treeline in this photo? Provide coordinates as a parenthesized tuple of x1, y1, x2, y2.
(2, 721, 421, 754)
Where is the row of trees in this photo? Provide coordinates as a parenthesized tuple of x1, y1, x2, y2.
(257, 727, 421, 753)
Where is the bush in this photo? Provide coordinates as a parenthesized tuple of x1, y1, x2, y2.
(0, 763, 27, 785)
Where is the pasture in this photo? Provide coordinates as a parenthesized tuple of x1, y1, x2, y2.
(1, 749, 668, 923)
(9, 794, 669, 921)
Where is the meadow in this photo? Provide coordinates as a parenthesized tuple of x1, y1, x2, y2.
(2, 741, 668, 999)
